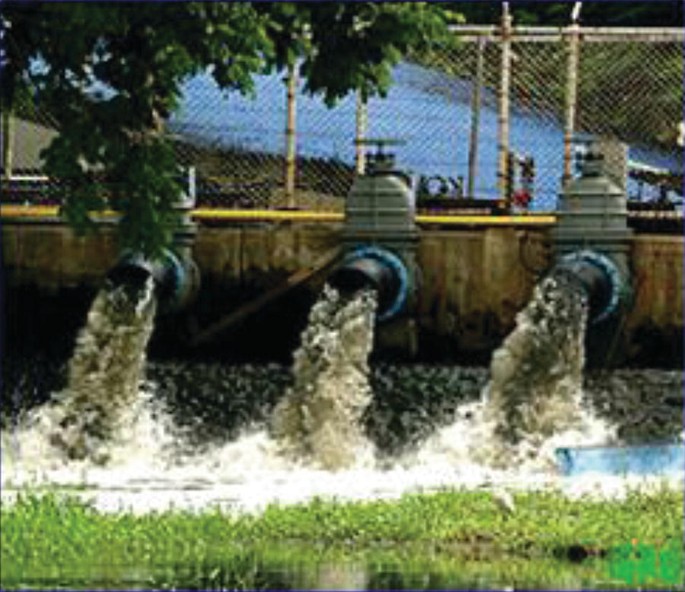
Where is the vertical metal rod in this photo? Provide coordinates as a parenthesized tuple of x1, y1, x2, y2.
(467, 37, 486, 198)
(188, 166, 196, 203)
(355, 91, 368, 175)
(497, 3, 512, 206)
(2, 110, 14, 180)
(285, 63, 298, 208)
(172, 166, 198, 260)
(563, 22, 581, 184)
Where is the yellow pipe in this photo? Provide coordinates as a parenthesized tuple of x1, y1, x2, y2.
(192, 208, 344, 222)
(416, 214, 556, 225)
(1, 204, 61, 217)
(0, 205, 123, 221)
(0, 204, 557, 226)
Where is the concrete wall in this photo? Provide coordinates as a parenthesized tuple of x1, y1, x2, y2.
(416, 228, 548, 354)
(2, 221, 682, 364)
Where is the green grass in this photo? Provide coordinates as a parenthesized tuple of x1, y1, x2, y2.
(2, 487, 683, 589)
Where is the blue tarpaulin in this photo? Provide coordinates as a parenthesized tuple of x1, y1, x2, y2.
(555, 443, 684, 477)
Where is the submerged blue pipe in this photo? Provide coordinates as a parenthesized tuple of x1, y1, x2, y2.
(329, 246, 410, 322)
(555, 443, 684, 477)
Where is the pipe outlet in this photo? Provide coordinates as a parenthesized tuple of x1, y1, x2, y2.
(328, 246, 410, 322)
(106, 250, 200, 314)
(554, 250, 627, 324)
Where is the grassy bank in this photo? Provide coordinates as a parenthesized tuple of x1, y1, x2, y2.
(2, 487, 683, 588)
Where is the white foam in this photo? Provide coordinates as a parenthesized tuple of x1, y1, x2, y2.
(3, 395, 680, 516)
(2, 274, 681, 515)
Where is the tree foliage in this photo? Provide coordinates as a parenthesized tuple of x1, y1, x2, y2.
(2, 2, 450, 257)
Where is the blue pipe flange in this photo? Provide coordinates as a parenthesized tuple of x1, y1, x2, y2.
(158, 249, 201, 313)
(159, 249, 186, 304)
(345, 246, 410, 322)
(114, 248, 188, 312)
(560, 250, 623, 324)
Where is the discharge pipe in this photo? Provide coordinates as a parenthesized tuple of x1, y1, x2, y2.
(328, 246, 410, 322)
(105, 176, 200, 314)
(105, 250, 200, 314)
(552, 250, 625, 324)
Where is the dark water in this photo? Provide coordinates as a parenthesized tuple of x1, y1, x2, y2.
(3, 359, 682, 457)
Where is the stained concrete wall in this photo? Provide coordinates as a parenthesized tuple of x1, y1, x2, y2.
(2, 221, 681, 364)
(416, 228, 549, 355)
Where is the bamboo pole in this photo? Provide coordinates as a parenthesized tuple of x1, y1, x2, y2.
(563, 21, 581, 184)
(497, 3, 512, 205)
(284, 63, 298, 208)
(355, 91, 368, 175)
(2, 110, 14, 180)
(467, 37, 486, 198)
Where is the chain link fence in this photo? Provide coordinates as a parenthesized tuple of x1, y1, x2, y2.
(2, 26, 683, 212)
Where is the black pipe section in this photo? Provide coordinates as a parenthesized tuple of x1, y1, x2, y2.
(328, 246, 410, 321)
(551, 250, 624, 324)
(329, 257, 400, 316)
(554, 259, 610, 320)
(105, 251, 199, 314)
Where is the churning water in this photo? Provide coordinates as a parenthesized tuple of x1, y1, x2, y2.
(5, 277, 159, 467)
(1, 276, 682, 514)
(466, 269, 607, 469)
(486, 270, 589, 443)
(397, 270, 616, 478)
(271, 285, 377, 470)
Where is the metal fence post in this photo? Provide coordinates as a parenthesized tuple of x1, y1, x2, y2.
(467, 37, 486, 198)
(563, 21, 581, 184)
(284, 63, 298, 208)
(497, 3, 512, 206)
(187, 166, 196, 202)
(355, 91, 367, 175)
(2, 110, 13, 180)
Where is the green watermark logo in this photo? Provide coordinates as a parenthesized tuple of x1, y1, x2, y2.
(608, 540, 683, 587)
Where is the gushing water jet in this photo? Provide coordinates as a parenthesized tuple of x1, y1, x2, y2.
(475, 142, 635, 465)
(270, 285, 377, 470)
(271, 143, 421, 469)
(49, 192, 200, 462)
